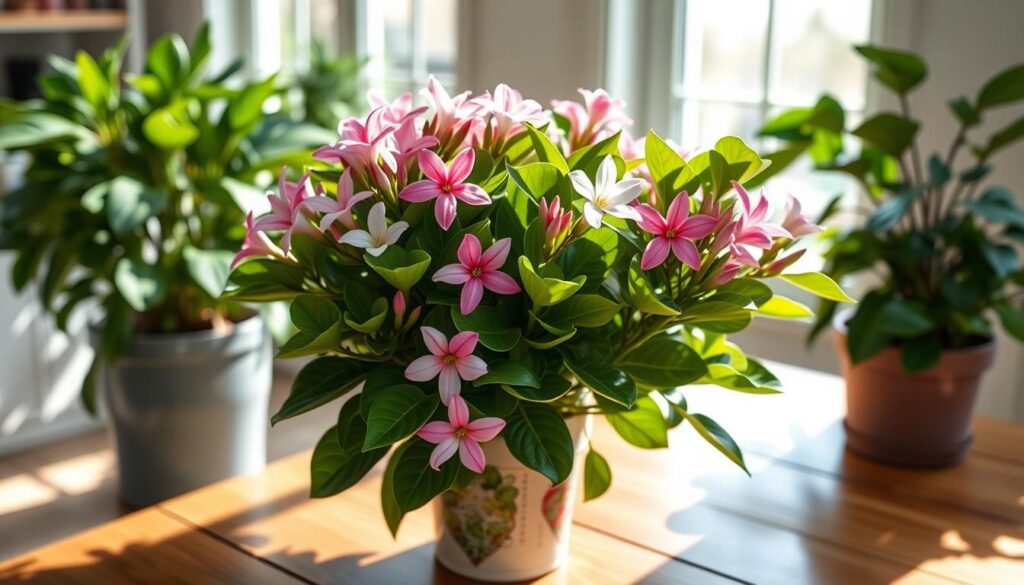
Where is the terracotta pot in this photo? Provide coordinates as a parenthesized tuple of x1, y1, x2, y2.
(433, 416, 590, 581)
(834, 312, 994, 467)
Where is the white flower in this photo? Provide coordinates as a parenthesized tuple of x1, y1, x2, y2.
(569, 155, 646, 228)
(339, 202, 409, 256)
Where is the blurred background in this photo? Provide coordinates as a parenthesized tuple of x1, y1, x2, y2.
(1, 0, 1023, 561)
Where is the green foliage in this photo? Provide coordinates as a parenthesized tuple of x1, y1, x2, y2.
(759, 44, 1024, 369)
(0, 25, 326, 390)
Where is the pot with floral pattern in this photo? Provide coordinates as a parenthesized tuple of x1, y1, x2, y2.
(433, 416, 591, 581)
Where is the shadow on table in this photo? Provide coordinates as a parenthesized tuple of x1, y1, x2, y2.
(652, 419, 1024, 584)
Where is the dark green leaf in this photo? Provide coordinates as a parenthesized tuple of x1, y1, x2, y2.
(977, 64, 1024, 110)
(617, 334, 707, 388)
(364, 385, 439, 450)
(113, 258, 166, 312)
(685, 412, 748, 474)
(310, 400, 389, 497)
(854, 45, 927, 93)
(474, 360, 541, 389)
(503, 402, 575, 484)
(271, 356, 365, 425)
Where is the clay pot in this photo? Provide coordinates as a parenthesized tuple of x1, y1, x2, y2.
(834, 312, 994, 467)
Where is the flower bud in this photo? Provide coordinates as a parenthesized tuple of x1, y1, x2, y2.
(763, 248, 806, 276)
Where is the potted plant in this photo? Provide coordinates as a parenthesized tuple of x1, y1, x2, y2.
(0, 27, 332, 506)
(759, 45, 1024, 466)
(225, 78, 844, 580)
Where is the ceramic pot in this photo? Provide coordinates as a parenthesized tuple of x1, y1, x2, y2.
(433, 416, 590, 581)
(834, 312, 994, 467)
(96, 315, 273, 507)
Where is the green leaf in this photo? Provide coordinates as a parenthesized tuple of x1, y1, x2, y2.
(678, 301, 752, 333)
(508, 162, 563, 200)
(617, 334, 706, 388)
(525, 124, 569, 173)
(271, 356, 365, 425)
(474, 360, 541, 389)
(717, 278, 773, 307)
(223, 259, 306, 302)
(541, 294, 621, 329)
(963, 187, 1024, 227)
(627, 258, 680, 316)
(977, 64, 1024, 111)
(851, 113, 920, 157)
(779, 272, 855, 303)
(854, 45, 927, 93)
(518, 256, 584, 307)
(645, 130, 687, 202)
(228, 74, 277, 130)
(701, 363, 782, 394)
(344, 297, 388, 335)
(846, 291, 890, 363)
(504, 402, 575, 484)
(146, 34, 189, 89)
(183, 247, 233, 299)
(107, 177, 166, 234)
(80, 356, 99, 416)
(114, 258, 166, 312)
(364, 385, 439, 451)
(981, 242, 1019, 279)
(359, 365, 409, 420)
(606, 396, 668, 449)
(996, 302, 1024, 342)
(450, 305, 521, 351)
(277, 295, 344, 359)
(901, 335, 941, 373)
(879, 299, 933, 336)
(757, 296, 813, 319)
(562, 352, 637, 407)
(0, 112, 92, 150)
(557, 227, 618, 288)
(75, 51, 109, 110)
(949, 97, 981, 127)
(684, 412, 749, 474)
(983, 116, 1024, 157)
(310, 400, 389, 497)
(364, 246, 431, 292)
(143, 101, 200, 149)
(382, 438, 460, 536)
(583, 449, 612, 501)
(713, 136, 770, 184)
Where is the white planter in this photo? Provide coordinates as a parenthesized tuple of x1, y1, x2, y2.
(433, 416, 590, 581)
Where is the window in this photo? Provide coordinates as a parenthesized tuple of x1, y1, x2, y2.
(358, 0, 460, 98)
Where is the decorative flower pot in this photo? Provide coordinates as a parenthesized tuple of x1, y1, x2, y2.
(834, 313, 995, 467)
(433, 416, 590, 581)
(95, 315, 273, 508)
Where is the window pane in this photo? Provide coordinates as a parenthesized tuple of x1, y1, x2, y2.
(382, 0, 414, 76)
(420, 0, 458, 81)
(681, 101, 764, 151)
(310, 0, 340, 56)
(682, 0, 770, 102)
(768, 0, 872, 108)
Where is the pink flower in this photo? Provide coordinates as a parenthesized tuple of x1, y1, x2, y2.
(552, 88, 632, 151)
(367, 91, 415, 126)
(252, 170, 319, 253)
(420, 75, 481, 142)
(405, 327, 488, 405)
(300, 168, 372, 232)
(399, 148, 490, 230)
(314, 109, 396, 188)
(231, 212, 282, 269)
(712, 259, 743, 286)
(539, 196, 572, 248)
(475, 83, 546, 142)
(416, 396, 505, 472)
(433, 235, 520, 314)
(637, 193, 717, 270)
(763, 248, 807, 276)
(729, 181, 791, 267)
(780, 194, 822, 238)
(393, 290, 406, 318)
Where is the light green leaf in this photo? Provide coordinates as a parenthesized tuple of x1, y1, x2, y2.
(107, 177, 166, 234)
(756, 295, 813, 319)
(113, 258, 166, 312)
(684, 412, 749, 474)
(606, 396, 668, 449)
(778, 272, 856, 303)
(365, 246, 431, 292)
(583, 449, 612, 501)
(518, 256, 584, 307)
(183, 246, 233, 299)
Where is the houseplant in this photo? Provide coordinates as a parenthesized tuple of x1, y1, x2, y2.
(759, 45, 1024, 466)
(0, 27, 332, 506)
(225, 78, 846, 580)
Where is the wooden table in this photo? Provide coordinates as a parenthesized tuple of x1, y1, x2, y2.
(2, 363, 1023, 584)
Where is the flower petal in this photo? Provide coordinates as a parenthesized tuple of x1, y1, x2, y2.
(366, 244, 388, 256)
(679, 215, 717, 239)
(448, 395, 469, 427)
(433, 263, 471, 285)
(449, 331, 480, 357)
(418, 149, 448, 184)
(671, 238, 701, 270)
(569, 170, 595, 201)
(399, 180, 441, 203)
(666, 192, 691, 228)
(448, 148, 476, 184)
(479, 238, 512, 272)
(595, 155, 617, 194)
(458, 234, 482, 267)
(635, 204, 666, 234)
(458, 439, 486, 473)
(420, 326, 449, 356)
(435, 193, 458, 231)
(367, 202, 388, 238)
(641, 237, 671, 270)
(439, 366, 462, 405)
(455, 354, 487, 381)
(583, 201, 604, 228)
(466, 417, 506, 442)
(429, 438, 459, 470)
(607, 203, 642, 222)
(338, 229, 375, 249)
(405, 355, 443, 381)
(453, 184, 491, 206)
(605, 178, 646, 207)
(460, 278, 484, 315)
(480, 271, 521, 295)
(385, 221, 409, 244)
(417, 421, 456, 444)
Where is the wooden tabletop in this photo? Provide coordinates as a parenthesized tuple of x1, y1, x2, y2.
(2, 363, 1023, 584)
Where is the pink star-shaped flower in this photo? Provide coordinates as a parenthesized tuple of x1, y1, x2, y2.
(404, 327, 488, 405)
(636, 192, 717, 270)
(399, 148, 490, 230)
(416, 396, 505, 473)
(433, 235, 520, 315)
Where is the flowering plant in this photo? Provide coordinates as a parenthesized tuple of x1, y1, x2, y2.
(226, 78, 847, 534)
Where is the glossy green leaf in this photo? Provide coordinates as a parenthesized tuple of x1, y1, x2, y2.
(503, 402, 575, 484)
(310, 400, 388, 497)
(617, 334, 706, 388)
(684, 412, 749, 474)
(271, 356, 365, 425)
(541, 293, 621, 329)
(365, 246, 431, 292)
(977, 64, 1024, 110)
(607, 396, 668, 449)
(525, 124, 569, 173)
(583, 449, 612, 501)
(778, 272, 855, 303)
(382, 438, 460, 536)
(562, 352, 637, 407)
(364, 385, 439, 450)
(183, 246, 233, 299)
(757, 295, 813, 319)
(518, 256, 584, 307)
(474, 360, 541, 389)
(450, 305, 521, 352)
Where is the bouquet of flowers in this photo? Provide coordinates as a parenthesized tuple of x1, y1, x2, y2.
(225, 77, 846, 534)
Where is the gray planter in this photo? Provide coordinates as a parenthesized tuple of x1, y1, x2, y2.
(96, 316, 272, 508)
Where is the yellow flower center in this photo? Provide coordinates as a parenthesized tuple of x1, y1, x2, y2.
(441, 183, 453, 192)
(443, 354, 458, 365)
(666, 229, 676, 238)
(454, 427, 468, 439)
(470, 267, 483, 277)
